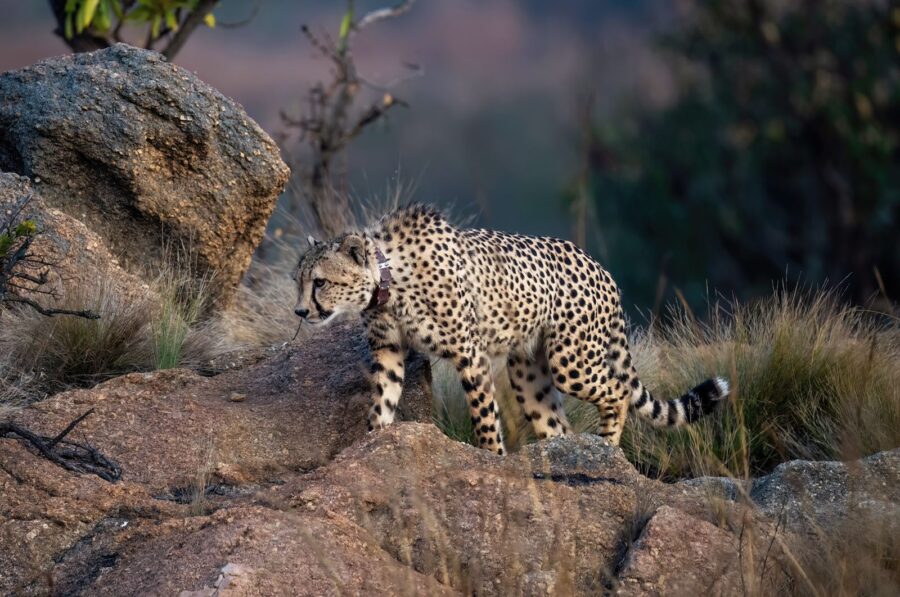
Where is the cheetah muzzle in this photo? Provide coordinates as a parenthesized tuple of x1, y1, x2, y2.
(294, 205, 730, 455)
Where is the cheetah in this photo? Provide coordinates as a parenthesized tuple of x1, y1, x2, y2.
(294, 205, 729, 455)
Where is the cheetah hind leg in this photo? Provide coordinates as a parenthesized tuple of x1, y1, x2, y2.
(507, 352, 571, 440)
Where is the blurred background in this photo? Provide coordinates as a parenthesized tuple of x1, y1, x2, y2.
(3, 0, 898, 318)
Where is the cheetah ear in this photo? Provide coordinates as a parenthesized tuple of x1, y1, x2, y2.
(339, 235, 366, 266)
(307, 235, 318, 248)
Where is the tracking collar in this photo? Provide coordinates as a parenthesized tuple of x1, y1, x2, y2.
(365, 246, 392, 310)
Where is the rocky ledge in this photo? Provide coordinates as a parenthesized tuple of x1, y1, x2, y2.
(1, 322, 896, 595)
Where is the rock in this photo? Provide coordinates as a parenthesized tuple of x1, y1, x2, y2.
(750, 449, 900, 536)
(9, 321, 432, 495)
(0, 44, 290, 307)
(2, 349, 897, 596)
(0, 320, 432, 595)
(614, 505, 790, 596)
(616, 506, 743, 596)
(0, 440, 180, 596)
(0, 173, 150, 304)
(59, 507, 457, 596)
(262, 426, 643, 595)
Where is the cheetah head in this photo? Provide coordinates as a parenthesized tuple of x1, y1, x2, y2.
(294, 233, 374, 325)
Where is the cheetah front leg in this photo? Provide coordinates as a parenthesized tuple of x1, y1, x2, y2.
(365, 313, 406, 431)
(453, 348, 506, 455)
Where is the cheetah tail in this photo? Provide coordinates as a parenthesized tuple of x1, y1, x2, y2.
(630, 377, 730, 428)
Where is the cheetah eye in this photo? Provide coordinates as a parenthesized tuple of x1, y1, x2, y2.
(313, 278, 326, 288)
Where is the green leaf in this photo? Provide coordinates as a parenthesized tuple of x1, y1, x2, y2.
(64, 12, 74, 39)
(126, 6, 154, 22)
(76, 1, 87, 33)
(94, 0, 112, 32)
(110, 0, 124, 19)
(151, 14, 161, 39)
(165, 8, 178, 31)
(339, 10, 352, 41)
(79, 0, 100, 32)
(0, 233, 11, 257)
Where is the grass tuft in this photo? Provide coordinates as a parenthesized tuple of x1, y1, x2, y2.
(430, 288, 900, 480)
(151, 262, 211, 370)
(0, 252, 219, 406)
(615, 288, 900, 479)
(0, 279, 152, 395)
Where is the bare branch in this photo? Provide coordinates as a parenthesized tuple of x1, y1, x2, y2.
(1, 296, 100, 320)
(345, 94, 407, 140)
(48, 408, 95, 448)
(0, 412, 121, 482)
(282, 0, 417, 237)
(353, 0, 417, 32)
(162, 0, 219, 61)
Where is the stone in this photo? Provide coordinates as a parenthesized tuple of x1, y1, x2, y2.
(0, 44, 290, 307)
(0, 173, 150, 305)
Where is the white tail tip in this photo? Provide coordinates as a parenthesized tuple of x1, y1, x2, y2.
(714, 376, 730, 398)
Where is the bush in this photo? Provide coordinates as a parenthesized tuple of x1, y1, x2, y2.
(588, 0, 900, 311)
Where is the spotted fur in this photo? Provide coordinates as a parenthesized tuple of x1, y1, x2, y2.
(294, 205, 729, 454)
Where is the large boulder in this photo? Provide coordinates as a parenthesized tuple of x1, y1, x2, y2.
(0, 173, 149, 304)
(0, 44, 290, 306)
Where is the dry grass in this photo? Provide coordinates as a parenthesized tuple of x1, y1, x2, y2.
(791, 514, 900, 596)
(431, 288, 900, 481)
(0, 257, 221, 409)
(615, 288, 900, 480)
(0, 278, 153, 397)
(216, 260, 299, 348)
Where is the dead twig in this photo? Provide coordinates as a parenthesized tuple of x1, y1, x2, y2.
(353, 0, 417, 33)
(1, 193, 100, 319)
(0, 410, 121, 482)
(281, 1, 415, 237)
(160, 0, 218, 60)
(1, 296, 99, 319)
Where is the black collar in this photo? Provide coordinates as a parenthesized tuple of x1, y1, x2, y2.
(365, 246, 392, 311)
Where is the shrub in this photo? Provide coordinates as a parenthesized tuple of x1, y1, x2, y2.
(0, 253, 220, 404)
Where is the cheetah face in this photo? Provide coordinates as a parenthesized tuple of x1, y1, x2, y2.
(294, 233, 374, 325)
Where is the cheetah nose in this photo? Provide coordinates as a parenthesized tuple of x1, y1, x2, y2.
(295, 308, 309, 319)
